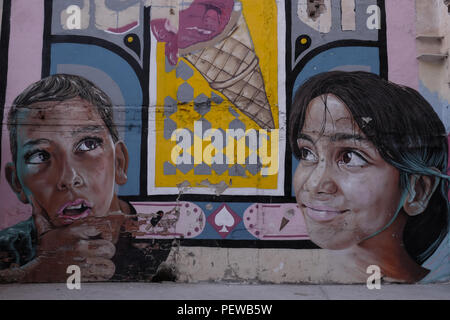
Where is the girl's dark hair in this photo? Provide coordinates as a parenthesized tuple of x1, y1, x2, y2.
(8, 74, 119, 164)
(289, 71, 449, 264)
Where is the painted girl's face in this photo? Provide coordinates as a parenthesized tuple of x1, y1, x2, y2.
(13, 98, 122, 228)
(293, 94, 404, 249)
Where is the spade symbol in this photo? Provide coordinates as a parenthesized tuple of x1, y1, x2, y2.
(124, 33, 141, 58)
(215, 208, 234, 233)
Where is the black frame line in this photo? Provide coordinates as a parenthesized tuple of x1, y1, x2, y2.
(0, 0, 12, 170)
(140, 6, 151, 197)
(170, 239, 320, 250)
(377, 0, 389, 80)
(41, 0, 52, 79)
(284, 0, 293, 201)
(129, 238, 320, 249)
(122, 194, 298, 203)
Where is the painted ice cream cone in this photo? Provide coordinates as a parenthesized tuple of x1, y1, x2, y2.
(279, 209, 294, 231)
(279, 217, 290, 231)
(179, 2, 275, 129)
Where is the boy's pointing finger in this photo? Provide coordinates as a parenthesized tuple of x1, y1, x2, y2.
(28, 195, 52, 237)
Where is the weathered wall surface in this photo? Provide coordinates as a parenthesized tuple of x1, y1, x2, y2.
(0, 0, 448, 284)
(416, 0, 450, 132)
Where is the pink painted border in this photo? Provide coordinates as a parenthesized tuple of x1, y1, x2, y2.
(131, 201, 205, 239)
(244, 203, 310, 240)
(385, 0, 419, 89)
(0, 0, 44, 229)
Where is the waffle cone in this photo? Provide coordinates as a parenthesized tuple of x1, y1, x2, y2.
(181, 10, 275, 129)
(279, 217, 290, 231)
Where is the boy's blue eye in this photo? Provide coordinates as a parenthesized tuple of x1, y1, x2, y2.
(25, 151, 50, 164)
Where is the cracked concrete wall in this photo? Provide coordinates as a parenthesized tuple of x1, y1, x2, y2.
(166, 246, 365, 284)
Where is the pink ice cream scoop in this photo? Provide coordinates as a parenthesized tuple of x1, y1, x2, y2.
(150, 0, 234, 65)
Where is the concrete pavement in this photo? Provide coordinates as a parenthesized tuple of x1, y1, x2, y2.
(0, 281, 449, 300)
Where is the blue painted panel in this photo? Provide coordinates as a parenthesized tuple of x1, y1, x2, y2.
(195, 202, 256, 240)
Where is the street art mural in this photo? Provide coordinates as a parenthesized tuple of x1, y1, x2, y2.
(0, 0, 448, 284)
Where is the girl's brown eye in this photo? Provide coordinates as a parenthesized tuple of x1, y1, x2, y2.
(342, 152, 352, 164)
(299, 147, 317, 162)
(339, 151, 367, 167)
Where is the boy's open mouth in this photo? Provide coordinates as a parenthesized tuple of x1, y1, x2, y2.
(58, 199, 92, 223)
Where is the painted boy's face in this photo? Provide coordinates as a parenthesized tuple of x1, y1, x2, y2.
(11, 97, 125, 228)
(293, 94, 404, 249)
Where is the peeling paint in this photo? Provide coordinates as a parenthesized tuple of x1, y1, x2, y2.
(341, 0, 356, 31)
(297, 0, 332, 33)
(307, 0, 326, 21)
(198, 179, 232, 196)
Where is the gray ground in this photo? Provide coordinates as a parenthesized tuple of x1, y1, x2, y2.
(1, 282, 449, 300)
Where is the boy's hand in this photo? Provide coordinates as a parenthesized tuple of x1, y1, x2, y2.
(21, 219, 118, 283)
(29, 195, 52, 238)
(20, 196, 124, 283)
